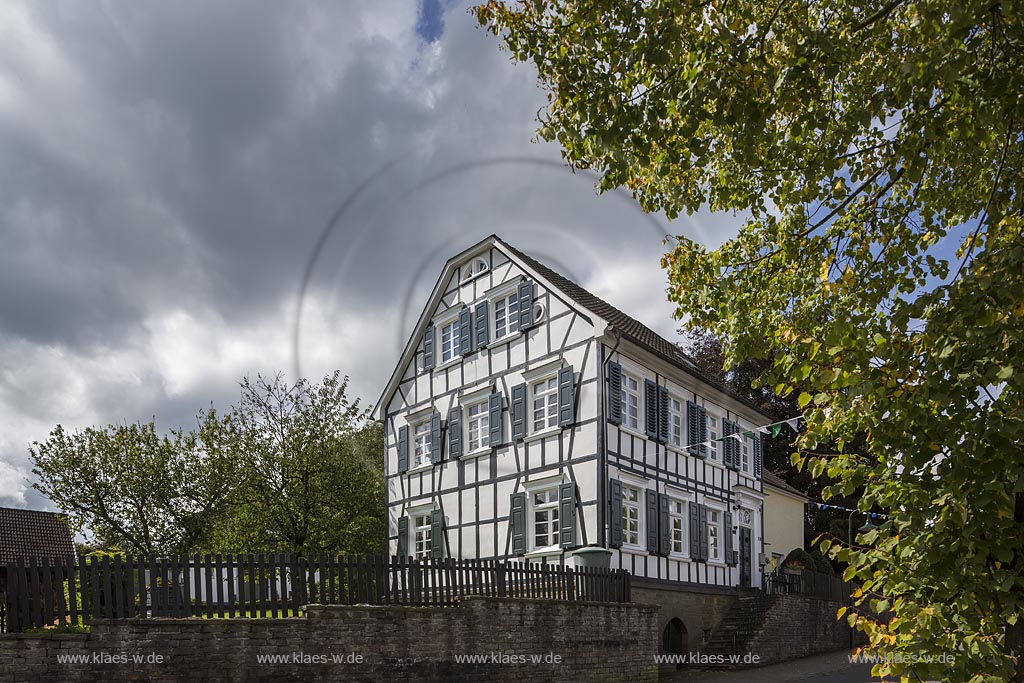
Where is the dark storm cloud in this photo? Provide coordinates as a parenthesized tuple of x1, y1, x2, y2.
(0, 0, 739, 508)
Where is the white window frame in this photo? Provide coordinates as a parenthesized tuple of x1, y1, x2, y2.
(620, 484, 643, 549)
(523, 474, 568, 555)
(461, 257, 489, 282)
(431, 307, 463, 368)
(739, 434, 751, 473)
(411, 418, 432, 469)
(706, 412, 720, 464)
(665, 486, 694, 559)
(465, 399, 491, 454)
(523, 360, 563, 441)
(531, 487, 561, 551)
(619, 371, 641, 432)
(668, 396, 684, 449)
(530, 375, 559, 435)
(412, 512, 432, 560)
(706, 503, 727, 564)
(490, 281, 521, 343)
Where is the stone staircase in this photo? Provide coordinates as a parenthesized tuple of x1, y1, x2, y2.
(699, 592, 779, 668)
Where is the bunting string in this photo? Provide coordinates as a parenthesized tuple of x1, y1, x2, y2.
(808, 501, 886, 519)
(676, 414, 804, 453)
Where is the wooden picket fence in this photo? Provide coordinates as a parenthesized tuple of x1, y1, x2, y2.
(2, 554, 630, 632)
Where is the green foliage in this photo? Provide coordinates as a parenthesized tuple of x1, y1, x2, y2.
(808, 549, 837, 576)
(31, 371, 385, 558)
(476, 1, 1024, 680)
(30, 413, 239, 555)
(783, 547, 816, 572)
(207, 371, 385, 556)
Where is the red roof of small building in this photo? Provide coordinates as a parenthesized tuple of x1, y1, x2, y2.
(0, 507, 75, 564)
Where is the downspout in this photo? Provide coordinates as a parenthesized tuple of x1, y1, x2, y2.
(598, 329, 623, 548)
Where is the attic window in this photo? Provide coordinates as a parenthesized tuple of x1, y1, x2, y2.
(462, 258, 488, 282)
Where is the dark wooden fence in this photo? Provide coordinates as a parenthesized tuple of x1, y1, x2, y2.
(764, 568, 852, 603)
(3, 554, 630, 633)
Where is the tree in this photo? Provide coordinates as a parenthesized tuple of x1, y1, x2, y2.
(30, 413, 238, 555)
(209, 372, 385, 556)
(683, 330, 860, 553)
(475, 1, 1024, 680)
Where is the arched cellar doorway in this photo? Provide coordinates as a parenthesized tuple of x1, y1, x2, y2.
(662, 617, 688, 669)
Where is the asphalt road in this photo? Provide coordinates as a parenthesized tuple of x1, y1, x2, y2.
(663, 650, 881, 683)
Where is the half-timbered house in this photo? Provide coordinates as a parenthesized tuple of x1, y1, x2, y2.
(378, 234, 782, 611)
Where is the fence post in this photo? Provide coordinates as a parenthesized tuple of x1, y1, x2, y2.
(496, 561, 507, 598)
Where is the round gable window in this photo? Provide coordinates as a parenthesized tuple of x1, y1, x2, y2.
(533, 301, 546, 323)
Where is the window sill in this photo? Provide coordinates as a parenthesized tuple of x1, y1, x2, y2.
(619, 544, 646, 554)
(524, 546, 562, 559)
(524, 426, 561, 443)
(434, 357, 462, 371)
(407, 462, 434, 474)
(488, 331, 523, 347)
(460, 447, 493, 460)
(669, 553, 692, 562)
(617, 424, 647, 440)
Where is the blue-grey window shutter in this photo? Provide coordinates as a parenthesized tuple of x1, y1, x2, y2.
(517, 280, 534, 329)
(644, 380, 658, 439)
(697, 405, 708, 457)
(397, 516, 409, 558)
(725, 511, 736, 565)
(657, 386, 670, 443)
(510, 492, 526, 555)
(688, 501, 700, 559)
(422, 324, 435, 370)
(687, 401, 702, 456)
(658, 493, 671, 556)
(609, 479, 623, 547)
(448, 406, 462, 457)
(607, 362, 623, 425)
(698, 504, 709, 561)
(645, 489, 659, 552)
(724, 420, 738, 470)
(510, 383, 526, 441)
(721, 419, 731, 468)
(558, 482, 577, 548)
(753, 436, 763, 478)
(429, 411, 442, 463)
(474, 300, 489, 350)
(430, 508, 444, 559)
(397, 425, 409, 473)
(488, 391, 503, 446)
(557, 365, 575, 427)
(458, 307, 472, 356)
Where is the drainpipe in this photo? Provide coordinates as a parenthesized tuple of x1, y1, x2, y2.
(598, 329, 623, 549)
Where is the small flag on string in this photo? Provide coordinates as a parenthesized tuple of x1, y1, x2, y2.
(771, 424, 783, 438)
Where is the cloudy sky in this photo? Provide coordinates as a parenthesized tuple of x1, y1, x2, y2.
(0, 0, 741, 510)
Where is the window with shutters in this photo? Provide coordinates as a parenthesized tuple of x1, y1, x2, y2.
(739, 437, 751, 473)
(532, 488, 560, 549)
(707, 508, 722, 562)
(440, 319, 460, 363)
(413, 513, 432, 560)
(621, 485, 642, 547)
(413, 420, 432, 468)
(531, 376, 559, 433)
(493, 290, 520, 340)
(620, 373, 640, 430)
(668, 397, 684, 448)
(466, 400, 490, 452)
(669, 499, 688, 556)
(707, 414, 719, 462)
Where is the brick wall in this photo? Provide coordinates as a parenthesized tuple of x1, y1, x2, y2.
(0, 597, 659, 683)
(745, 595, 862, 663)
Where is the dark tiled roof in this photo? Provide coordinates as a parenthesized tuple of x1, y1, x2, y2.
(500, 239, 772, 417)
(763, 471, 808, 500)
(0, 507, 75, 564)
